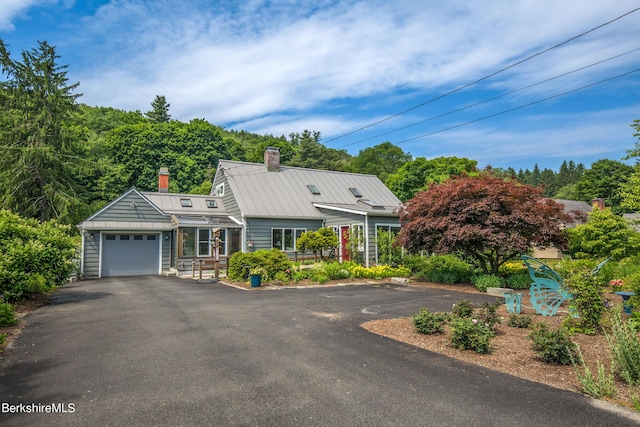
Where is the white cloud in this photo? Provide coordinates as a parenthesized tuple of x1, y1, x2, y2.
(74, 1, 640, 123)
(0, 0, 43, 31)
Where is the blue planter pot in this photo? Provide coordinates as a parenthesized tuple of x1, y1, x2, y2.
(250, 274, 262, 288)
(615, 291, 635, 314)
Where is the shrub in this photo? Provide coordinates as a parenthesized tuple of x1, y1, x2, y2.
(0, 302, 17, 327)
(476, 300, 502, 331)
(228, 249, 291, 281)
(505, 273, 531, 290)
(528, 322, 578, 365)
(418, 254, 473, 284)
(606, 309, 640, 386)
(564, 269, 605, 335)
(413, 308, 448, 335)
(449, 317, 494, 354)
(472, 274, 502, 292)
(508, 314, 532, 329)
(0, 210, 77, 302)
(323, 262, 351, 280)
(451, 299, 474, 318)
(498, 260, 528, 276)
(401, 254, 429, 273)
(573, 346, 617, 399)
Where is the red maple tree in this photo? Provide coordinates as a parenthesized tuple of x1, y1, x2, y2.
(395, 174, 581, 274)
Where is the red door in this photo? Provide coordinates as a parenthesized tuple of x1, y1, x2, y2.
(340, 226, 350, 262)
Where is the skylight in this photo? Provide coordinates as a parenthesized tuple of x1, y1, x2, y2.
(307, 184, 321, 195)
(180, 198, 192, 207)
(360, 199, 384, 209)
(206, 199, 217, 208)
(349, 187, 363, 197)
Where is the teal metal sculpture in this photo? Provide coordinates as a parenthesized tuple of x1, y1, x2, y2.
(521, 255, 610, 317)
(522, 255, 570, 316)
(503, 291, 522, 314)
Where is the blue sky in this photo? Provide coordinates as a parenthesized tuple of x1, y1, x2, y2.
(1, 1, 639, 171)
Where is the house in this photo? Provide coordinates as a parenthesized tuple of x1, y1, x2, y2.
(78, 148, 402, 278)
(212, 147, 402, 266)
(532, 198, 593, 259)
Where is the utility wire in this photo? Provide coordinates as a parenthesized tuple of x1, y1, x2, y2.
(337, 47, 640, 149)
(322, 7, 640, 145)
(392, 68, 640, 145)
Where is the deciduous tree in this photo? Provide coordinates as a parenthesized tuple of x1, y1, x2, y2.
(395, 173, 576, 274)
(566, 207, 640, 260)
(385, 156, 478, 202)
(350, 142, 411, 182)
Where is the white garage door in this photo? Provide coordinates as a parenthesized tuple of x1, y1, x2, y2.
(101, 233, 160, 277)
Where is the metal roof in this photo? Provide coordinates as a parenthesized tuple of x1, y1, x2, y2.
(217, 160, 402, 218)
(78, 221, 174, 231)
(142, 192, 227, 215)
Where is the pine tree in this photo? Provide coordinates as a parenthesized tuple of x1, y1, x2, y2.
(146, 95, 171, 123)
(0, 40, 85, 222)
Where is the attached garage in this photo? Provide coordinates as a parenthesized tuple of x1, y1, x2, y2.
(101, 233, 161, 277)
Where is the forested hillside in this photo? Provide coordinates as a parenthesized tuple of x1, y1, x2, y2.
(1, 40, 639, 227)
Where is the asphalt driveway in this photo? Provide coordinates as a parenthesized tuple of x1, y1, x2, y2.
(1, 276, 639, 426)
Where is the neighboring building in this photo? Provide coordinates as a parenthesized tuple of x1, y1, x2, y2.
(532, 199, 593, 259)
(78, 148, 402, 278)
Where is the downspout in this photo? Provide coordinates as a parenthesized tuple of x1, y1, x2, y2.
(79, 226, 85, 278)
(364, 214, 370, 267)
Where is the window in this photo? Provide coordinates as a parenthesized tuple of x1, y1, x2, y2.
(181, 228, 196, 257)
(106, 234, 116, 241)
(133, 235, 143, 240)
(147, 234, 156, 240)
(307, 184, 320, 195)
(272, 228, 306, 251)
(351, 224, 365, 252)
(349, 187, 363, 197)
(206, 199, 217, 208)
(181, 227, 215, 257)
(198, 229, 210, 256)
(120, 234, 130, 240)
(214, 183, 224, 196)
(180, 198, 192, 207)
(376, 225, 402, 265)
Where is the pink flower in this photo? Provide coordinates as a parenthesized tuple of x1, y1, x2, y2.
(472, 319, 478, 324)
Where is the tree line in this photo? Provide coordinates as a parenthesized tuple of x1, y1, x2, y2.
(1, 40, 639, 226)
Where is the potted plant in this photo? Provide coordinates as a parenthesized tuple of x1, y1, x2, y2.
(249, 267, 267, 287)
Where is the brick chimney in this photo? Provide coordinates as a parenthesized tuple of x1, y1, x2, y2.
(591, 198, 605, 210)
(264, 146, 280, 172)
(158, 167, 169, 193)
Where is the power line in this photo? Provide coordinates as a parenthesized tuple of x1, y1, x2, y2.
(322, 7, 640, 145)
(337, 47, 640, 149)
(392, 68, 640, 145)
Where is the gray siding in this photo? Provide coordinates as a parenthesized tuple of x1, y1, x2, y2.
(92, 192, 168, 223)
(213, 175, 242, 220)
(161, 231, 171, 270)
(246, 218, 323, 251)
(82, 233, 101, 279)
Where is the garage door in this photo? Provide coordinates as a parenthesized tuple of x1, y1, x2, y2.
(101, 234, 160, 277)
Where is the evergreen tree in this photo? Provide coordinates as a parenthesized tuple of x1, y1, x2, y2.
(146, 95, 171, 123)
(0, 40, 85, 222)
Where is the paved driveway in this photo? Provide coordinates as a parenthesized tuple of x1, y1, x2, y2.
(1, 277, 638, 426)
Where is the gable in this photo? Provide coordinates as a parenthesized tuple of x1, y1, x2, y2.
(80, 188, 169, 228)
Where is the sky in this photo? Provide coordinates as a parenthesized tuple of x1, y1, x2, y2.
(1, 1, 639, 172)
